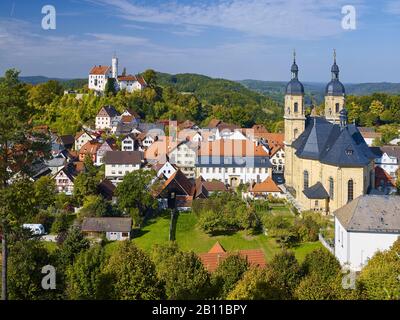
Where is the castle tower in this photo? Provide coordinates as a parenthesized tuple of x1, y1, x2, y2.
(112, 53, 118, 79)
(284, 51, 305, 188)
(325, 50, 346, 123)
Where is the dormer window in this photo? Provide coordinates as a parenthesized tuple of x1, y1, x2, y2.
(345, 148, 354, 156)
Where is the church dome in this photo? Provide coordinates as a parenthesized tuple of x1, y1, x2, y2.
(325, 79, 345, 96)
(326, 51, 345, 96)
(286, 79, 305, 95)
(286, 53, 304, 95)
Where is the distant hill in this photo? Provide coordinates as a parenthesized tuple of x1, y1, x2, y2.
(238, 80, 400, 104)
(19, 74, 400, 106)
(19, 76, 87, 90)
(155, 72, 276, 107)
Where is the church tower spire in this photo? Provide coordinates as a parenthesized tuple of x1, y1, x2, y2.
(325, 49, 346, 123)
(284, 51, 306, 189)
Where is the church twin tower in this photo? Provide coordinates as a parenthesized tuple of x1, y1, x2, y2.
(284, 50, 346, 146)
(284, 50, 347, 189)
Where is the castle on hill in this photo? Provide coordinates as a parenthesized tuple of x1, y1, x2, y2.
(88, 54, 147, 93)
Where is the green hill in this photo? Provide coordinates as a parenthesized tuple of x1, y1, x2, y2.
(238, 79, 400, 104)
(156, 72, 279, 107)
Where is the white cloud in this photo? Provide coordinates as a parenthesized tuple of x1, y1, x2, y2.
(92, 0, 356, 39)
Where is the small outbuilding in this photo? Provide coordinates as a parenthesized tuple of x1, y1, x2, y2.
(81, 217, 132, 241)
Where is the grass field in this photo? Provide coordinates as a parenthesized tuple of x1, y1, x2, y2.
(102, 209, 323, 262)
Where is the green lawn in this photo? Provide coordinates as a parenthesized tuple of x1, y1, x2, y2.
(103, 210, 323, 263)
(175, 212, 322, 262)
(105, 211, 171, 256)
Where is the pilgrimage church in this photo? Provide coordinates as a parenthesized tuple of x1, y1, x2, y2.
(284, 52, 375, 212)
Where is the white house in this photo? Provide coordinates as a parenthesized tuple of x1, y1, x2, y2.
(153, 161, 178, 179)
(95, 105, 120, 131)
(245, 177, 285, 200)
(268, 144, 285, 174)
(74, 130, 95, 151)
(96, 139, 117, 166)
(371, 146, 400, 180)
(53, 166, 77, 195)
(103, 151, 144, 185)
(81, 217, 132, 241)
(121, 134, 137, 151)
(168, 140, 198, 179)
(117, 75, 147, 93)
(215, 128, 247, 141)
(88, 65, 112, 92)
(195, 140, 272, 187)
(334, 195, 400, 271)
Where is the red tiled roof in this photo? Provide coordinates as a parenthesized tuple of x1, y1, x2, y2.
(89, 65, 111, 75)
(208, 241, 226, 254)
(375, 166, 396, 188)
(198, 140, 268, 157)
(250, 177, 282, 193)
(155, 169, 195, 197)
(198, 243, 266, 272)
(79, 140, 101, 155)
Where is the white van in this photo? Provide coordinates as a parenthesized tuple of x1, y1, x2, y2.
(22, 224, 46, 236)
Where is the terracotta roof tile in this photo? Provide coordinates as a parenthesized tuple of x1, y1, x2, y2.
(251, 177, 282, 193)
(198, 140, 268, 157)
(198, 243, 266, 272)
(89, 65, 111, 75)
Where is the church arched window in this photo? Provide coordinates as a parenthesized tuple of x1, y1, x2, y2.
(335, 103, 340, 113)
(303, 171, 309, 190)
(294, 102, 298, 113)
(347, 179, 354, 203)
(294, 129, 298, 139)
(329, 177, 334, 200)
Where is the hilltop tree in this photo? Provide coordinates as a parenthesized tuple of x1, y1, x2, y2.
(66, 245, 106, 300)
(6, 239, 51, 300)
(0, 70, 50, 300)
(211, 254, 249, 299)
(33, 176, 57, 210)
(151, 243, 211, 300)
(227, 267, 284, 300)
(268, 250, 302, 299)
(356, 239, 400, 300)
(142, 69, 157, 87)
(104, 78, 117, 96)
(101, 241, 165, 300)
(28, 80, 63, 106)
(115, 170, 158, 226)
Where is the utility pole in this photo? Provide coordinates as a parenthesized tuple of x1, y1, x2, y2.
(1, 222, 7, 301)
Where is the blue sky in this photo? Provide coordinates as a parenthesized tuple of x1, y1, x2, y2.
(0, 0, 400, 82)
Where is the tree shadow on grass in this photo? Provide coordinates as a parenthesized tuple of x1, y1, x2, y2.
(132, 228, 149, 238)
(207, 230, 238, 237)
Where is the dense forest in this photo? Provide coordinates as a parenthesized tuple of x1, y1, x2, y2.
(22, 70, 284, 135)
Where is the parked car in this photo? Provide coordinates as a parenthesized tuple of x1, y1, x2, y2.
(22, 224, 46, 236)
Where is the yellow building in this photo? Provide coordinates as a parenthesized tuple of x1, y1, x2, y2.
(284, 53, 375, 213)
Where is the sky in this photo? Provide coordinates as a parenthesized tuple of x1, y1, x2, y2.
(0, 0, 400, 83)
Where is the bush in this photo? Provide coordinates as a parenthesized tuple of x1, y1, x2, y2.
(32, 209, 55, 232)
(51, 213, 71, 234)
